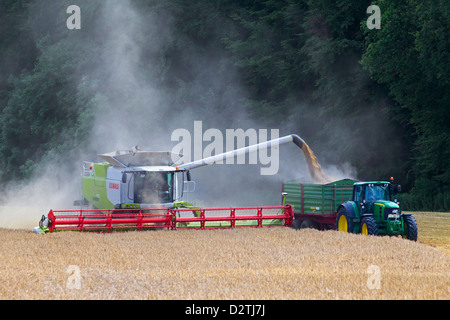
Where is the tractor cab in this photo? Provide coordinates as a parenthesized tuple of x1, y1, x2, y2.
(353, 182, 389, 214)
(352, 181, 401, 214)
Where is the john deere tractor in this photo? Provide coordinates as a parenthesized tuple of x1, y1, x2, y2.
(336, 180, 418, 241)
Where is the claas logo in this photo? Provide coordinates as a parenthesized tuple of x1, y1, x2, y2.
(109, 183, 119, 190)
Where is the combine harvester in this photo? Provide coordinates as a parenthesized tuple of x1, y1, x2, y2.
(36, 134, 307, 233)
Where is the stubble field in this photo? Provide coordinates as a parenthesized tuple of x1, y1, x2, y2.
(0, 212, 448, 300)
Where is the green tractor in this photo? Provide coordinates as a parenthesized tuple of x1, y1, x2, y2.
(336, 180, 418, 241)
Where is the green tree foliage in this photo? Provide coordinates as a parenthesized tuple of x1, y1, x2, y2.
(362, 0, 450, 210)
(0, 1, 103, 180)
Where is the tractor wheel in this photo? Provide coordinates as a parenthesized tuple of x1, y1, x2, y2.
(361, 216, 378, 236)
(336, 207, 354, 233)
(291, 219, 302, 230)
(402, 215, 418, 241)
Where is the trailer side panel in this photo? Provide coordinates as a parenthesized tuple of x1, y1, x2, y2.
(283, 179, 356, 229)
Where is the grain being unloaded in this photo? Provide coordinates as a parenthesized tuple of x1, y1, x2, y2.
(300, 142, 331, 183)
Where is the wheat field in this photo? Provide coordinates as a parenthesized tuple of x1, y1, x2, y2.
(0, 212, 449, 300)
(414, 211, 450, 256)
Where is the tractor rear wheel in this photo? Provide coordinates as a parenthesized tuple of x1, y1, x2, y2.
(361, 216, 378, 236)
(336, 207, 354, 233)
(402, 215, 418, 241)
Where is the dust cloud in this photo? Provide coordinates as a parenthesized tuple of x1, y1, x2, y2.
(0, 161, 80, 229)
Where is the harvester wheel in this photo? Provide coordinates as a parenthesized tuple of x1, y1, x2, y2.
(402, 215, 418, 241)
(361, 216, 378, 236)
(336, 207, 354, 233)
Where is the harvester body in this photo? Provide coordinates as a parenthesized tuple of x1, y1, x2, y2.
(39, 134, 305, 233)
(284, 179, 418, 240)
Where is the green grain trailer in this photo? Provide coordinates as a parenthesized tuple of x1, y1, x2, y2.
(283, 179, 356, 230)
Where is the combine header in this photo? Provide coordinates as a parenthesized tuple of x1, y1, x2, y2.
(36, 134, 305, 233)
(39, 206, 293, 233)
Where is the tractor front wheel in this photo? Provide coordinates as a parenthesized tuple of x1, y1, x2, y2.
(361, 216, 378, 236)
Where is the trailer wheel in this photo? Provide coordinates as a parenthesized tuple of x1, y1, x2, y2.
(291, 219, 302, 230)
(301, 220, 320, 230)
(336, 207, 354, 233)
(361, 217, 378, 236)
(402, 215, 418, 241)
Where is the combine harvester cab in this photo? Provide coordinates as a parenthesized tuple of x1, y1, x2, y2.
(284, 178, 418, 241)
(38, 135, 307, 233)
(77, 150, 190, 210)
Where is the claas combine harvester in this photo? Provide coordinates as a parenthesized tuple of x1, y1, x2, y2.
(36, 133, 417, 241)
(37, 134, 306, 233)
